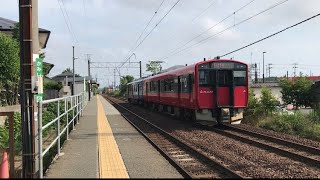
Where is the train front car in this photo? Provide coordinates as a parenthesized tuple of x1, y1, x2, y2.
(195, 59, 248, 124)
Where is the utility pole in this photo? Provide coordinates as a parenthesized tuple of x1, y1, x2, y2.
(139, 61, 142, 78)
(293, 63, 298, 77)
(19, 0, 35, 178)
(254, 63, 258, 83)
(86, 54, 91, 101)
(113, 68, 116, 91)
(268, 63, 272, 78)
(262, 52, 266, 83)
(72, 46, 75, 95)
(32, 0, 41, 177)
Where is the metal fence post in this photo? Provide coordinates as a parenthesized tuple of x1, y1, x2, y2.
(73, 97, 76, 130)
(80, 94, 83, 117)
(57, 101, 60, 155)
(71, 98, 75, 130)
(65, 97, 69, 140)
(74, 97, 79, 124)
(38, 101, 43, 178)
(72, 96, 75, 131)
(76, 95, 79, 124)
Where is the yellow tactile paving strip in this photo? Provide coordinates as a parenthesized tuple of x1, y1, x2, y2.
(97, 96, 129, 178)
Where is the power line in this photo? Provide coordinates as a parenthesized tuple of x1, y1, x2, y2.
(160, 0, 288, 61)
(57, 0, 78, 44)
(132, 0, 181, 51)
(192, 0, 217, 22)
(120, 0, 182, 67)
(220, 12, 320, 57)
(159, 0, 256, 60)
(134, 0, 166, 48)
(57, 0, 76, 43)
(121, 0, 166, 65)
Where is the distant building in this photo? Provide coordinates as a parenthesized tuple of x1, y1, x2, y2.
(0, 17, 50, 49)
(288, 76, 320, 82)
(51, 72, 92, 96)
(251, 76, 320, 105)
(250, 82, 283, 103)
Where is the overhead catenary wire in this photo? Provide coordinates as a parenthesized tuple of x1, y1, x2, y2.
(160, 0, 256, 61)
(133, 0, 166, 50)
(57, 0, 79, 44)
(57, 0, 77, 43)
(119, 0, 182, 68)
(220, 13, 320, 57)
(192, 0, 217, 22)
(159, 0, 288, 61)
(121, 0, 166, 66)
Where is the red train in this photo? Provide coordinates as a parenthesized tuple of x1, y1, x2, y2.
(127, 58, 248, 124)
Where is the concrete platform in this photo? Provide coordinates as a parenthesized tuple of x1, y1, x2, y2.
(44, 95, 183, 178)
(99, 96, 183, 178)
(45, 96, 99, 178)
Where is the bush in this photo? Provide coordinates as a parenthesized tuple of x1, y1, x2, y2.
(0, 32, 20, 106)
(44, 81, 63, 91)
(243, 88, 278, 125)
(257, 113, 320, 141)
(0, 112, 22, 154)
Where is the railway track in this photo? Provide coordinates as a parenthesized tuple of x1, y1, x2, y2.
(207, 125, 320, 169)
(110, 96, 320, 169)
(104, 95, 245, 179)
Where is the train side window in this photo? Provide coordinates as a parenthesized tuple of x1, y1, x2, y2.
(178, 76, 181, 93)
(199, 70, 210, 87)
(181, 76, 190, 93)
(150, 81, 157, 92)
(151, 81, 154, 92)
(188, 74, 193, 92)
(160, 80, 164, 92)
(168, 78, 174, 92)
(173, 77, 178, 93)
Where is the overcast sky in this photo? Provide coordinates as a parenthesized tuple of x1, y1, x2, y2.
(2, 0, 320, 87)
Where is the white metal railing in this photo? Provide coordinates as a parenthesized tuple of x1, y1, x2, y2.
(38, 92, 88, 178)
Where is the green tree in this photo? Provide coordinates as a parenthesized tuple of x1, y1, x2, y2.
(0, 32, 20, 106)
(62, 68, 80, 77)
(280, 75, 313, 109)
(44, 81, 63, 91)
(260, 87, 278, 115)
(244, 88, 260, 116)
(146, 61, 162, 74)
(120, 75, 134, 96)
(62, 68, 72, 73)
(12, 23, 19, 42)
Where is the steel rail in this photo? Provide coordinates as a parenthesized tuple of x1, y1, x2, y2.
(104, 95, 244, 179)
(208, 125, 320, 169)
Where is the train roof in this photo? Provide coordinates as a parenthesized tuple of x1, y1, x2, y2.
(127, 58, 247, 85)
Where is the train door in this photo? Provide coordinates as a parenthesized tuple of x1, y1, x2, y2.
(188, 74, 193, 104)
(137, 84, 140, 99)
(157, 80, 160, 102)
(215, 70, 234, 107)
(146, 82, 148, 101)
(233, 70, 247, 107)
(178, 76, 181, 104)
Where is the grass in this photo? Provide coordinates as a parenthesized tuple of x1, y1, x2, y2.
(247, 111, 320, 141)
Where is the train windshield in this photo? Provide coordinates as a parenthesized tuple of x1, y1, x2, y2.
(234, 70, 246, 86)
(198, 62, 247, 87)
